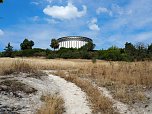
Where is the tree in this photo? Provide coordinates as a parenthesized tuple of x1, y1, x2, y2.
(148, 43, 152, 59)
(50, 39, 59, 51)
(148, 43, 152, 54)
(0, 0, 3, 3)
(135, 42, 147, 60)
(125, 42, 136, 56)
(20, 38, 34, 50)
(4, 42, 13, 57)
(81, 41, 95, 51)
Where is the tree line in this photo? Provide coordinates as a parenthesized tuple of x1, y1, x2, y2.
(0, 38, 152, 61)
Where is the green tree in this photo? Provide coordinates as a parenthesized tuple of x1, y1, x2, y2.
(0, 0, 3, 3)
(148, 43, 152, 54)
(148, 43, 152, 59)
(4, 42, 13, 57)
(50, 39, 59, 51)
(125, 42, 137, 57)
(20, 38, 34, 50)
(135, 42, 147, 60)
(81, 41, 95, 51)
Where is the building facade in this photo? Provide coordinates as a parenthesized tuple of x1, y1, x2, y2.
(57, 36, 92, 49)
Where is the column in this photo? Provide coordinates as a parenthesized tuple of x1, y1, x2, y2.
(69, 41, 71, 48)
(75, 41, 77, 48)
(63, 41, 65, 48)
(79, 41, 81, 48)
(65, 41, 67, 48)
(80, 41, 82, 47)
(70, 41, 72, 48)
(67, 41, 69, 48)
(77, 41, 79, 48)
(74, 41, 76, 48)
(61, 42, 62, 48)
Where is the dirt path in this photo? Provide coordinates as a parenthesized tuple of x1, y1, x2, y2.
(47, 74, 92, 114)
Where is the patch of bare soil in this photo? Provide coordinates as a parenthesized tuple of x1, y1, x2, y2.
(0, 73, 59, 114)
(46, 72, 92, 114)
(0, 71, 92, 114)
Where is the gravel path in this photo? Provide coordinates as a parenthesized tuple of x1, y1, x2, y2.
(48, 74, 92, 114)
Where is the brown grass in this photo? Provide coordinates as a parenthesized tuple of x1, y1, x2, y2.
(75, 62, 152, 104)
(54, 70, 116, 114)
(0, 59, 37, 75)
(0, 58, 152, 110)
(37, 95, 64, 114)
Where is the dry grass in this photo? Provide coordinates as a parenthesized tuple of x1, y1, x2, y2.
(36, 95, 64, 114)
(0, 58, 152, 110)
(54, 70, 116, 114)
(0, 58, 37, 75)
(75, 61, 152, 104)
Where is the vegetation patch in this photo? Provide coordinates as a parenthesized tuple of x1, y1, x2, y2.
(54, 70, 117, 114)
(0, 79, 37, 95)
(67, 61, 152, 105)
(0, 60, 38, 75)
(26, 72, 47, 79)
(37, 95, 64, 114)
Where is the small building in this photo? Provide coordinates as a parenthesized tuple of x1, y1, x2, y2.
(57, 36, 93, 49)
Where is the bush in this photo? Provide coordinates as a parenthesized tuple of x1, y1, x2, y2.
(47, 54, 58, 59)
(12, 48, 46, 57)
(80, 51, 92, 59)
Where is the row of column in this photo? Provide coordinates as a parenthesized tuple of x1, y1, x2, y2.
(59, 41, 86, 49)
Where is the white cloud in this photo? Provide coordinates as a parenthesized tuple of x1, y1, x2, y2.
(46, 0, 52, 3)
(30, 1, 40, 5)
(88, 18, 100, 31)
(96, 7, 112, 16)
(111, 4, 132, 16)
(132, 32, 152, 42)
(44, 18, 59, 24)
(96, 4, 132, 17)
(30, 16, 39, 22)
(43, 3, 87, 20)
(0, 29, 4, 36)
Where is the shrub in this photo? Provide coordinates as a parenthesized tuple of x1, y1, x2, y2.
(47, 54, 58, 59)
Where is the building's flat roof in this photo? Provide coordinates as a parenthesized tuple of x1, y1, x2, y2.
(57, 36, 93, 42)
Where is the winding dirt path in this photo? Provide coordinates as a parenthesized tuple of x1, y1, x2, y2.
(48, 74, 92, 114)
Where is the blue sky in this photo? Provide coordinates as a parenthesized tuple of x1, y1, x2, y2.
(0, 0, 152, 50)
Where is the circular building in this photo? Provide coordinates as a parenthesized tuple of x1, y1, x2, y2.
(57, 36, 93, 49)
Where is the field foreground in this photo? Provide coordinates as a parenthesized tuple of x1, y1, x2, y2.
(0, 58, 152, 114)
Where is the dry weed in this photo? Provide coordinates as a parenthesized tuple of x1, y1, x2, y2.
(54, 70, 116, 114)
(37, 95, 64, 114)
(0, 58, 151, 106)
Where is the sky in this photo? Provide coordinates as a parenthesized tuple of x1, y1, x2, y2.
(0, 0, 152, 50)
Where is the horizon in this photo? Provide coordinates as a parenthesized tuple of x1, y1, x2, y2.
(0, 0, 152, 51)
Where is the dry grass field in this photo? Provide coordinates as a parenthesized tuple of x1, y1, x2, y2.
(36, 95, 64, 114)
(0, 57, 152, 114)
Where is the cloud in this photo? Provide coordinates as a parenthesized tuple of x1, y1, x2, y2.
(44, 18, 59, 24)
(30, 16, 40, 22)
(46, 0, 52, 3)
(132, 32, 152, 42)
(43, 3, 87, 20)
(88, 18, 100, 31)
(30, 1, 40, 5)
(111, 4, 132, 16)
(0, 29, 4, 36)
(96, 7, 112, 16)
(96, 4, 132, 17)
